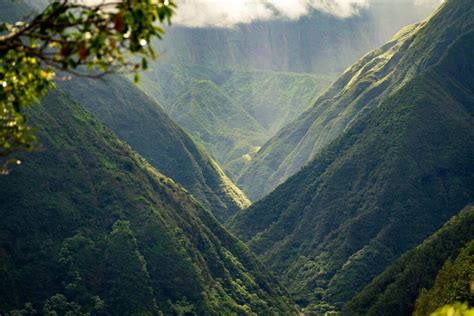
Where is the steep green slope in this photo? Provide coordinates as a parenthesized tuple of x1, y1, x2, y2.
(137, 2, 436, 183)
(59, 75, 249, 223)
(237, 1, 469, 201)
(230, 0, 474, 310)
(166, 79, 267, 169)
(138, 63, 333, 180)
(220, 70, 335, 136)
(413, 240, 474, 316)
(0, 91, 296, 315)
(0, 0, 249, 223)
(343, 206, 474, 316)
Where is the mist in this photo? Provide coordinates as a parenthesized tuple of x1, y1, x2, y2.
(172, 0, 443, 28)
(172, 0, 370, 28)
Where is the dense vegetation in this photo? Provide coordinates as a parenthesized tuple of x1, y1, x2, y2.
(237, 0, 468, 201)
(138, 63, 333, 179)
(59, 75, 249, 223)
(230, 0, 474, 311)
(134, 2, 436, 184)
(0, 0, 250, 224)
(343, 205, 474, 316)
(161, 78, 267, 174)
(0, 91, 296, 315)
(220, 70, 334, 137)
(1, 1, 470, 315)
(414, 239, 473, 316)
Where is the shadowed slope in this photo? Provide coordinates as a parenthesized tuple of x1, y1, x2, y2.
(343, 205, 474, 316)
(60, 75, 250, 223)
(0, 91, 296, 315)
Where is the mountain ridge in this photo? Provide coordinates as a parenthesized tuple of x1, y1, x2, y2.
(138, 63, 334, 180)
(229, 0, 474, 310)
(343, 205, 474, 316)
(0, 90, 297, 314)
(59, 75, 250, 223)
(157, 2, 437, 74)
(237, 0, 472, 201)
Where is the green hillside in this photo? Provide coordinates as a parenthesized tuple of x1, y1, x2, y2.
(0, 0, 251, 224)
(136, 1, 436, 184)
(59, 75, 249, 223)
(343, 205, 474, 316)
(166, 79, 267, 169)
(237, 1, 468, 201)
(138, 63, 333, 180)
(220, 70, 335, 136)
(414, 239, 473, 316)
(0, 91, 296, 315)
(230, 0, 474, 311)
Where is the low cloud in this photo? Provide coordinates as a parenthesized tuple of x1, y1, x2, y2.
(173, 0, 371, 28)
(414, 0, 444, 5)
(79, 0, 443, 28)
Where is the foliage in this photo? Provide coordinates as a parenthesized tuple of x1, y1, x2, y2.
(343, 206, 474, 316)
(137, 62, 333, 181)
(42, 294, 83, 316)
(230, 0, 474, 309)
(57, 73, 250, 223)
(236, 0, 473, 201)
(430, 303, 474, 316)
(103, 220, 159, 315)
(0, 0, 174, 170)
(0, 90, 296, 315)
(413, 240, 474, 316)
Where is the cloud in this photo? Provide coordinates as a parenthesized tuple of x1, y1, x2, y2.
(413, 0, 444, 5)
(78, 0, 443, 28)
(172, 0, 371, 28)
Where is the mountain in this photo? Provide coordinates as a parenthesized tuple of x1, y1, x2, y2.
(157, 1, 437, 74)
(1, 0, 250, 224)
(161, 78, 267, 169)
(138, 63, 333, 180)
(135, 1, 437, 183)
(237, 0, 468, 201)
(219, 70, 335, 137)
(236, 3, 462, 200)
(58, 75, 249, 223)
(343, 205, 474, 316)
(0, 90, 297, 315)
(229, 0, 474, 311)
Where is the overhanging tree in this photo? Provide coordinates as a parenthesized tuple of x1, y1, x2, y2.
(0, 0, 175, 172)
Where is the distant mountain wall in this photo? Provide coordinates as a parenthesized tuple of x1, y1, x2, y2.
(156, 1, 438, 74)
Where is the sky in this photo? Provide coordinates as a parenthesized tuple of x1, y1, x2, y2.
(171, 0, 444, 28)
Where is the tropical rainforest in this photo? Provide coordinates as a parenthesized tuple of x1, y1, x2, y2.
(0, 0, 472, 315)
